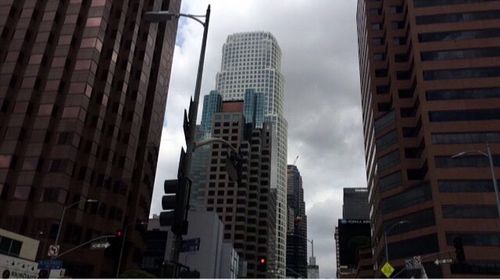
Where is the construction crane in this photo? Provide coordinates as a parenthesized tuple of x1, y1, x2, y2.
(293, 155, 299, 165)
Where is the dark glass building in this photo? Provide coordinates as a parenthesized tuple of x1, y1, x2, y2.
(357, 0, 500, 277)
(335, 188, 371, 278)
(0, 0, 180, 277)
(285, 164, 307, 278)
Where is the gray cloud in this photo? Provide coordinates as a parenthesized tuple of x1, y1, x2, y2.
(150, 1, 367, 278)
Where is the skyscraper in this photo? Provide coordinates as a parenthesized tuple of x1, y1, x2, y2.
(216, 31, 288, 276)
(286, 165, 307, 278)
(0, 0, 180, 277)
(357, 0, 500, 277)
(194, 98, 277, 278)
(335, 188, 371, 278)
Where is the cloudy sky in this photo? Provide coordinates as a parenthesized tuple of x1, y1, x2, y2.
(149, 0, 367, 277)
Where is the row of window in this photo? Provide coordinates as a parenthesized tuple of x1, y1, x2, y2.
(381, 183, 432, 214)
(424, 67, 500, 81)
(429, 109, 500, 122)
(414, 0, 498, 8)
(446, 232, 500, 246)
(435, 155, 500, 168)
(416, 10, 500, 25)
(419, 28, 500, 43)
(384, 208, 435, 236)
(426, 88, 500, 101)
(431, 131, 500, 144)
(442, 205, 498, 218)
(439, 180, 498, 192)
(421, 47, 500, 61)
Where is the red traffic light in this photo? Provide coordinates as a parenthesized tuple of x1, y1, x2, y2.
(259, 258, 266, 264)
(116, 230, 124, 237)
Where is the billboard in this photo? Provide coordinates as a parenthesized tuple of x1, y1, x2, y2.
(337, 219, 371, 268)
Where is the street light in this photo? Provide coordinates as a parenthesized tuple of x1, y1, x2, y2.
(144, 5, 211, 276)
(53, 199, 98, 256)
(383, 220, 408, 264)
(450, 143, 500, 217)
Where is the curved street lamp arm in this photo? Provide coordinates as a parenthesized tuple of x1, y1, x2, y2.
(194, 138, 238, 153)
(58, 235, 115, 258)
(179, 14, 206, 26)
(451, 150, 488, 158)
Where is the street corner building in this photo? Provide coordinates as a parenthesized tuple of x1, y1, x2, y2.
(0, 0, 180, 277)
(357, 0, 500, 277)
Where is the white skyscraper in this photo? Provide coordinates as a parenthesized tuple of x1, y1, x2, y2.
(216, 31, 288, 277)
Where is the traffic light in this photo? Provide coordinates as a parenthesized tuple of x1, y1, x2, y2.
(105, 229, 124, 257)
(454, 237, 465, 263)
(159, 168, 191, 235)
(226, 150, 243, 183)
(257, 257, 267, 272)
(115, 229, 124, 238)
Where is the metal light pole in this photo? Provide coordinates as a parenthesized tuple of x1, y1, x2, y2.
(383, 220, 408, 264)
(53, 199, 98, 256)
(144, 5, 210, 276)
(451, 143, 500, 217)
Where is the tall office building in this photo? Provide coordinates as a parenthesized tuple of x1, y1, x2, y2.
(335, 188, 371, 278)
(286, 165, 307, 278)
(193, 96, 277, 277)
(0, 0, 180, 277)
(357, 0, 500, 277)
(216, 31, 288, 276)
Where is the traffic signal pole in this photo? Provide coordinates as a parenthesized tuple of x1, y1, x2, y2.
(169, 5, 211, 277)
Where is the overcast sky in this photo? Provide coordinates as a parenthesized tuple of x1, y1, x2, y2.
(149, 0, 367, 278)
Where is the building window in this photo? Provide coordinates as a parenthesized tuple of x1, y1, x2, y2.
(435, 155, 500, 168)
(446, 232, 500, 246)
(387, 234, 439, 260)
(383, 208, 435, 236)
(438, 180, 497, 192)
(381, 182, 432, 214)
(376, 130, 398, 151)
(416, 10, 500, 25)
(0, 236, 22, 257)
(431, 131, 500, 144)
(426, 88, 500, 101)
(424, 67, 500, 80)
(442, 205, 498, 218)
(414, 0, 498, 8)
(418, 28, 500, 43)
(378, 171, 401, 192)
(421, 47, 500, 61)
(374, 110, 395, 133)
(377, 150, 400, 172)
(429, 109, 500, 122)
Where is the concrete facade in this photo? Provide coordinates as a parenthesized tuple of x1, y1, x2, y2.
(0, 0, 180, 276)
(357, 0, 500, 277)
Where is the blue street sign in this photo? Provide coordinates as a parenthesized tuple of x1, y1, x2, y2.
(180, 238, 200, 252)
(38, 259, 63, 270)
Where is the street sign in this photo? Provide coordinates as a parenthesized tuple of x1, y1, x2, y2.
(434, 258, 453, 265)
(90, 241, 111, 249)
(38, 259, 63, 270)
(381, 262, 395, 278)
(405, 255, 422, 270)
(47, 245, 59, 257)
(180, 238, 200, 252)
